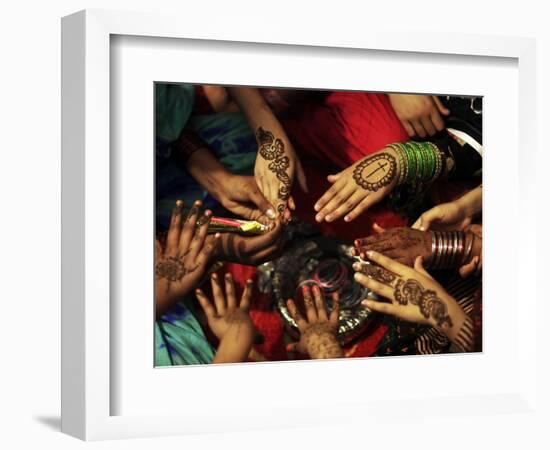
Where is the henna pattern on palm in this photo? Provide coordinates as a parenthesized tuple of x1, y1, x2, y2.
(256, 127, 291, 213)
(353, 152, 397, 192)
(393, 279, 453, 328)
(155, 256, 199, 293)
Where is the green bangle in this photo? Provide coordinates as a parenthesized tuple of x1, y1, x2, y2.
(389, 143, 407, 185)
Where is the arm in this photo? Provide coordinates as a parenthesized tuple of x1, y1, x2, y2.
(227, 87, 307, 216)
(173, 129, 276, 221)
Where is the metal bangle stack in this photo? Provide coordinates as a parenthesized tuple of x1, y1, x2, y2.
(426, 230, 474, 269)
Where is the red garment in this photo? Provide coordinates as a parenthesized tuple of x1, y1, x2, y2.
(282, 91, 410, 239)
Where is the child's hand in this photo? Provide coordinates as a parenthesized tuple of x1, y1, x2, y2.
(155, 200, 219, 318)
(286, 285, 343, 359)
(195, 273, 255, 363)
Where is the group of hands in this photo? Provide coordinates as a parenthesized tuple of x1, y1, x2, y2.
(156, 184, 479, 361)
(156, 92, 470, 361)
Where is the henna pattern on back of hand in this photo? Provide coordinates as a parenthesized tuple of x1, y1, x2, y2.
(256, 127, 291, 212)
(393, 279, 453, 328)
(353, 152, 397, 191)
(155, 256, 199, 293)
(361, 263, 397, 284)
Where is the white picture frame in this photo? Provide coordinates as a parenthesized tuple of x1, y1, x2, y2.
(61, 9, 538, 441)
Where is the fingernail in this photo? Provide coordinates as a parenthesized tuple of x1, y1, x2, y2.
(362, 300, 372, 307)
(354, 273, 362, 281)
(419, 226, 425, 231)
(266, 208, 276, 219)
(204, 210, 212, 216)
(366, 250, 374, 257)
(314, 204, 320, 211)
(352, 262, 361, 271)
(176, 200, 183, 207)
(215, 232, 220, 238)
(225, 273, 231, 279)
(246, 279, 253, 285)
(344, 216, 350, 222)
(315, 214, 323, 222)
(351, 248, 358, 256)
(325, 215, 332, 222)
(354, 240, 360, 247)
(211, 273, 217, 279)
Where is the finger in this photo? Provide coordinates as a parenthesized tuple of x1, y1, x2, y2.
(286, 298, 308, 332)
(361, 250, 410, 277)
(314, 180, 343, 213)
(354, 233, 393, 248)
(155, 239, 163, 259)
(420, 115, 437, 136)
(312, 285, 328, 321)
(166, 200, 184, 255)
(357, 241, 396, 254)
(353, 272, 394, 299)
(372, 222, 386, 234)
(459, 256, 479, 278)
(432, 96, 450, 116)
(327, 172, 342, 183)
(329, 191, 365, 223)
(224, 273, 237, 311)
(412, 208, 442, 231)
(317, 186, 355, 222)
(180, 200, 201, 254)
(210, 273, 226, 315)
(329, 292, 340, 328)
(362, 298, 397, 317)
(195, 288, 216, 319)
(411, 119, 427, 138)
(401, 120, 416, 138)
(414, 256, 434, 280)
(196, 233, 220, 265)
(302, 285, 318, 322)
(240, 279, 253, 311)
(286, 341, 307, 354)
(430, 111, 445, 132)
(248, 187, 276, 220)
(187, 210, 212, 258)
(288, 196, 296, 211)
(295, 159, 309, 193)
(343, 194, 380, 222)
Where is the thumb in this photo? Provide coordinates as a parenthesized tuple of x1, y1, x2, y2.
(295, 158, 309, 193)
(412, 207, 443, 231)
(286, 341, 307, 354)
(327, 172, 342, 183)
(432, 96, 450, 116)
(414, 256, 434, 280)
(249, 188, 276, 220)
(372, 222, 386, 234)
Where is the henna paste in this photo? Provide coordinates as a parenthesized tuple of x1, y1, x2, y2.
(353, 152, 397, 192)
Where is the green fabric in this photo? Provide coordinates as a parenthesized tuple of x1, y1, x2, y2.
(155, 301, 215, 366)
(155, 83, 195, 143)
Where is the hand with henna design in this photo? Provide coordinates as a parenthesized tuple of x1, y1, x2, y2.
(195, 272, 255, 363)
(352, 224, 432, 267)
(353, 251, 473, 350)
(227, 87, 307, 218)
(155, 200, 219, 318)
(286, 285, 343, 359)
(314, 147, 401, 223)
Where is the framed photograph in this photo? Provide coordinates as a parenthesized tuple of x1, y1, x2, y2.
(61, 9, 537, 440)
